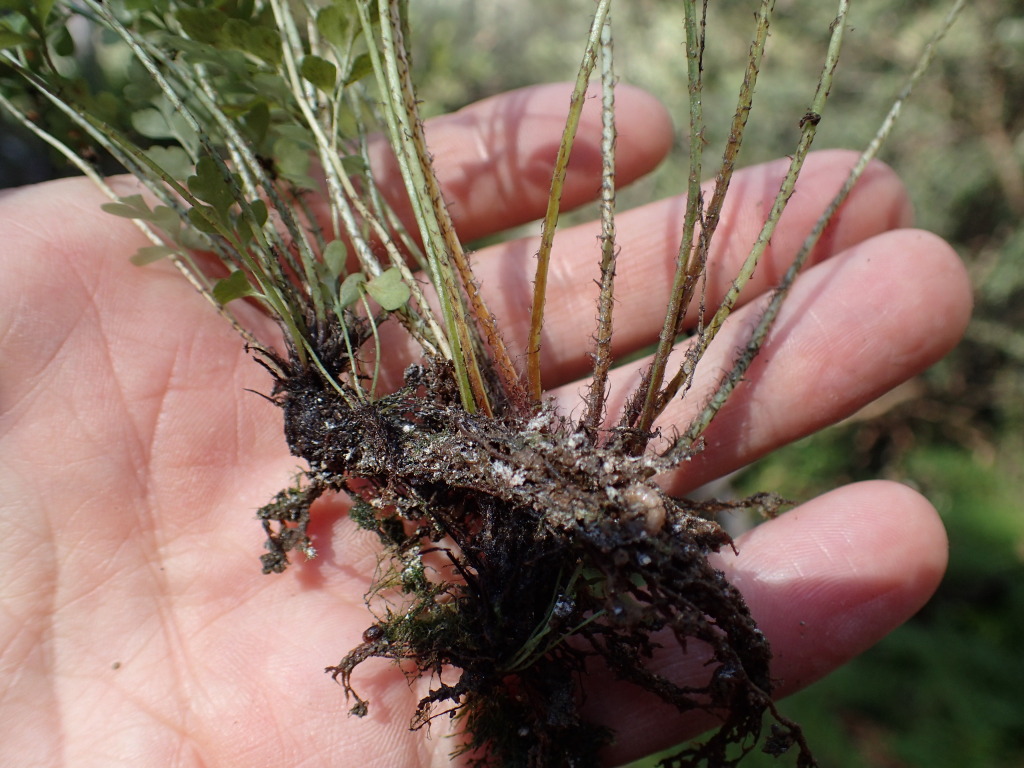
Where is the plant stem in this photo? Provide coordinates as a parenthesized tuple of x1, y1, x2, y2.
(362, 0, 481, 412)
(626, 0, 707, 448)
(583, 11, 617, 434)
(670, 0, 964, 456)
(653, 0, 776, 416)
(526, 0, 612, 405)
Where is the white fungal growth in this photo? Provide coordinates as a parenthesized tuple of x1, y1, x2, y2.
(491, 460, 526, 487)
(619, 484, 667, 535)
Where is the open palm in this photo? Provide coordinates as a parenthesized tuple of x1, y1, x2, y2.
(0, 84, 970, 767)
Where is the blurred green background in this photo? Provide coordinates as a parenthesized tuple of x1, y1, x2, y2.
(3, 1, 1022, 766)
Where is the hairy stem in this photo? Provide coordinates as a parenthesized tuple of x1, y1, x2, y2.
(583, 11, 618, 434)
(627, 0, 707, 448)
(526, 0, 612, 405)
(672, 0, 965, 456)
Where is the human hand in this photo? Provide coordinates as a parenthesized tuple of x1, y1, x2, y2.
(0, 83, 970, 767)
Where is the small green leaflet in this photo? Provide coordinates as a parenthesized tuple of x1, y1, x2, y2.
(144, 146, 193, 181)
(221, 18, 282, 66)
(187, 204, 224, 235)
(365, 267, 410, 311)
(345, 53, 374, 86)
(339, 268, 410, 311)
(301, 55, 337, 92)
(315, 2, 353, 48)
(101, 196, 179, 232)
(339, 272, 366, 308)
(213, 270, 259, 305)
(129, 245, 178, 266)
(188, 156, 236, 217)
(100, 195, 151, 219)
(322, 240, 348, 279)
(340, 155, 367, 176)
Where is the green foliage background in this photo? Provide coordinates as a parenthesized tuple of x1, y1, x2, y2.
(2, 1, 1022, 766)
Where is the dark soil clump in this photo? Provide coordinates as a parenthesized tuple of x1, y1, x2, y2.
(256, 343, 814, 768)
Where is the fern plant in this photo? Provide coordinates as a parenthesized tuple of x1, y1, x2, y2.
(0, 1, 964, 766)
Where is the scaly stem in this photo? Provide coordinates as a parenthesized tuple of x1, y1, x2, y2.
(669, 0, 965, 457)
(626, 0, 706, 447)
(526, 0, 612, 405)
(653, 0, 776, 416)
(362, 0, 481, 412)
(583, 11, 617, 434)
(368, 0, 499, 415)
(379, 0, 525, 413)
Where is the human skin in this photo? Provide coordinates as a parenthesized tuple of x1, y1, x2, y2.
(0, 83, 971, 767)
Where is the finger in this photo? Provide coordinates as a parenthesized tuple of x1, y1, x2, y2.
(593, 480, 949, 765)
(472, 149, 915, 387)
(548, 228, 972, 493)
(369, 82, 674, 242)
